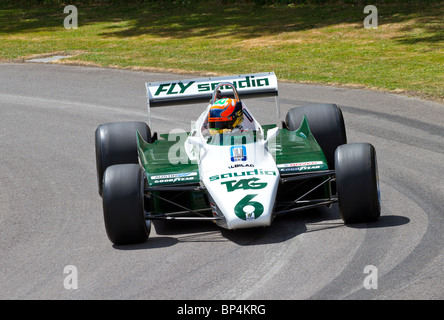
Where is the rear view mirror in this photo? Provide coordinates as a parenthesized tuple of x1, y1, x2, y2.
(187, 136, 204, 148)
(265, 127, 279, 142)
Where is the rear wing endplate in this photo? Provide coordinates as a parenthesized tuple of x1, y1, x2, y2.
(145, 72, 280, 128)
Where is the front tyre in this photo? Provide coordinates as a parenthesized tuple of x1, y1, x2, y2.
(95, 121, 151, 197)
(335, 143, 381, 223)
(102, 164, 150, 245)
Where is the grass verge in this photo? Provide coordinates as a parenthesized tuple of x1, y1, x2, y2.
(0, 1, 442, 101)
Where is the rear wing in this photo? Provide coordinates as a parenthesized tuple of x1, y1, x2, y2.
(145, 72, 280, 128)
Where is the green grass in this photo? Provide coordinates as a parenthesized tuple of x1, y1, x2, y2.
(0, 1, 443, 100)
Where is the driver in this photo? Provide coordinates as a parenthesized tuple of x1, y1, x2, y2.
(206, 97, 255, 135)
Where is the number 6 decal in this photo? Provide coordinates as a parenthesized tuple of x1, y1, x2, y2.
(234, 194, 264, 220)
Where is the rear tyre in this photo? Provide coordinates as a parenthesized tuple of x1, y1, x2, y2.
(335, 143, 381, 223)
(102, 164, 150, 245)
(95, 121, 151, 196)
(285, 103, 347, 169)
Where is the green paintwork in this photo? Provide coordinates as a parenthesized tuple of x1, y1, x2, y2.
(137, 131, 205, 214)
(136, 116, 327, 187)
(137, 117, 329, 214)
(273, 116, 329, 174)
(136, 131, 199, 187)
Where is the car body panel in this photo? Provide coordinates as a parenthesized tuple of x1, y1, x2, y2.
(137, 132, 199, 187)
(274, 116, 328, 174)
(136, 116, 328, 229)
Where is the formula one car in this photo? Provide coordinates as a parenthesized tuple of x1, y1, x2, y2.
(95, 72, 380, 245)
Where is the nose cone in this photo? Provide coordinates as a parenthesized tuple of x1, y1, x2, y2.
(204, 168, 280, 229)
(199, 137, 280, 229)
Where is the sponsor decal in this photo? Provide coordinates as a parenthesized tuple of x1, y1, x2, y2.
(281, 166, 320, 172)
(228, 164, 254, 169)
(230, 145, 247, 162)
(277, 161, 324, 172)
(209, 169, 277, 182)
(150, 172, 198, 184)
(277, 161, 323, 168)
(154, 81, 195, 96)
(151, 75, 273, 97)
(151, 172, 197, 179)
(221, 177, 267, 192)
(197, 76, 270, 93)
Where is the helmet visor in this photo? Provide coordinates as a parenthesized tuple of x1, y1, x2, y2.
(208, 118, 233, 131)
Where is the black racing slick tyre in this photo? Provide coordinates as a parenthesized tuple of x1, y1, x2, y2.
(285, 104, 347, 169)
(335, 143, 381, 224)
(95, 121, 151, 197)
(102, 164, 150, 245)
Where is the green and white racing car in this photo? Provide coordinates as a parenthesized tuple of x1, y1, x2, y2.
(95, 72, 380, 245)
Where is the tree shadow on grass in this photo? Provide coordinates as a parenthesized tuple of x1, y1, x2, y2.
(391, 14, 444, 45)
(350, 3, 444, 45)
(96, 2, 444, 45)
(1, 1, 442, 45)
(0, 6, 62, 34)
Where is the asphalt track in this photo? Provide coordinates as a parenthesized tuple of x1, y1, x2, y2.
(1, 63, 443, 300)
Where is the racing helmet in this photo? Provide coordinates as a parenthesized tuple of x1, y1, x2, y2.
(208, 98, 243, 134)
